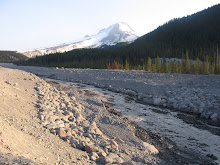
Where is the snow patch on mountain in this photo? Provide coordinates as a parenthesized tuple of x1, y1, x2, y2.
(20, 22, 138, 57)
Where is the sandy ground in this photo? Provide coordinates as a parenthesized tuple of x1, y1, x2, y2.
(0, 64, 219, 165)
(0, 67, 93, 164)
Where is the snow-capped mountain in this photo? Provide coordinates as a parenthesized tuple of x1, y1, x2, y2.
(21, 22, 138, 57)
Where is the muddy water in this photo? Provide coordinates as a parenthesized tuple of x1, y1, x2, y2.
(70, 82, 220, 164)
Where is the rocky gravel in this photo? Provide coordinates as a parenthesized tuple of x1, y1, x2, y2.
(0, 63, 219, 123)
(45, 79, 218, 165)
(35, 78, 163, 164)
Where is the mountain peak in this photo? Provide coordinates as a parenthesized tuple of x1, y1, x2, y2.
(99, 22, 136, 35)
(21, 23, 138, 57)
(115, 22, 136, 33)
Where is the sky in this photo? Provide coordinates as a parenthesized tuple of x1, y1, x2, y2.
(0, 0, 220, 51)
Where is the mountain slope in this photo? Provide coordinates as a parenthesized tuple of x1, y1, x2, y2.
(21, 22, 138, 57)
(129, 4, 220, 60)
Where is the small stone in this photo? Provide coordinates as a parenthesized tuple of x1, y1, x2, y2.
(5, 80, 11, 85)
(82, 155, 90, 160)
(90, 121, 96, 127)
(153, 98, 161, 105)
(210, 113, 218, 122)
(76, 141, 88, 150)
(207, 154, 218, 160)
(105, 153, 124, 164)
(83, 133, 92, 138)
(85, 145, 99, 154)
(200, 112, 209, 119)
(97, 151, 107, 157)
(94, 128, 103, 136)
(14, 82, 18, 86)
(39, 115, 44, 121)
(68, 116, 75, 122)
(46, 123, 55, 129)
(56, 128, 66, 138)
(64, 136, 72, 143)
(70, 138, 79, 147)
(142, 142, 159, 155)
(90, 152, 99, 161)
(143, 98, 153, 104)
(117, 138, 125, 143)
(110, 140, 119, 150)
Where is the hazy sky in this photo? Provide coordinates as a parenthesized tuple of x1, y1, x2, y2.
(0, 0, 219, 51)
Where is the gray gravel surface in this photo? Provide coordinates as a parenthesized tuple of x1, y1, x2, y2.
(1, 63, 219, 122)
